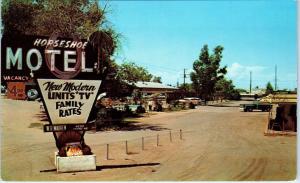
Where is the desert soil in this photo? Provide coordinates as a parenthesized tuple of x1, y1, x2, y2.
(0, 99, 296, 181)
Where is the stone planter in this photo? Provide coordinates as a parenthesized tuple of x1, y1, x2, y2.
(55, 152, 96, 173)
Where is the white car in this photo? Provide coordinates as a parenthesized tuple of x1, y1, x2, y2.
(183, 97, 202, 105)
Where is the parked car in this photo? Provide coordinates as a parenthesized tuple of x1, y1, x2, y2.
(183, 97, 202, 105)
(1, 85, 6, 94)
(127, 104, 146, 114)
(240, 102, 272, 112)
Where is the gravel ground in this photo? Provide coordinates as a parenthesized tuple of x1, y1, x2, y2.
(0, 99, 296, 181)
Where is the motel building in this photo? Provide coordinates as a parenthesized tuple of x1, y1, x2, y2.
(133, 81, 178, 97)
(130, 81, 178, 110)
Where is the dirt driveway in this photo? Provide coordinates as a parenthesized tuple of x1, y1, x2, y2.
(1, 99, 296, 181)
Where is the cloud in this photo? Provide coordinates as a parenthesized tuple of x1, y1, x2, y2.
(227, 62, 265, 80)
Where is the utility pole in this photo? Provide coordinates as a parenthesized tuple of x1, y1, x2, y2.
(183, 69, 187, 94)
(183, 69, 186, 87)
(275, 65, 277, 91)
(250, 71, 252, 94)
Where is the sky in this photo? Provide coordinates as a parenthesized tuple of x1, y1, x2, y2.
(104, 0, 297, 90)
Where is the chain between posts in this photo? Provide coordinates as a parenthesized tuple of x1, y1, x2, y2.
(103, 129, 184, 160)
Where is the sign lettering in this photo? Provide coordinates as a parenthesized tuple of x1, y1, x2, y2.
(37, 79, 101, 124)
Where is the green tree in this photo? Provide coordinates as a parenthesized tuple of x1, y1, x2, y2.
(2, 0, 106, 38)
(265, 81, 274, 95)
(2, 0, 40, 35)
(190, 45, 227, 102)
(236, 88, 247, 93)
(215, 78, 240, 100)
(117, 62, 153, 83)
(179, 83, 193, 92)
(152, 76, 162, 83)
(88, 29, 119, 77)
(215, 78, 233, 98)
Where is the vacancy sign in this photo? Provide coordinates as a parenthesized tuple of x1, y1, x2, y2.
(37, 79, 101, 124)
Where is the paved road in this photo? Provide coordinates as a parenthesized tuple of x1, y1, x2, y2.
(1, 100, 296, 181)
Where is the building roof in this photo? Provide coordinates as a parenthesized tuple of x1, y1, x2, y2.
(240, 89, 266, 96)
(259, 94, 297, 104)
(134, 81, 178, 90)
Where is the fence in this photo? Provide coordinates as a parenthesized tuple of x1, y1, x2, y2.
(92, 129, 184, 160)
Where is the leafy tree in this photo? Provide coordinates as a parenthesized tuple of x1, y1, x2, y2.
(236, 88, 247, 93)
(215, 78, 240, 100)
(2, 0, 40, 35)
(152, 76, 162, 83)
(190, 45, 227, 102)
(2, 0, 106, 38)
(215, 78, 233, 98)
(265, 81, 274, 95)
(88, 29, 119, 77)
(117, 62, 153, 83)
(178, 83, 197, 97)
(179, 83, 193, 92)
